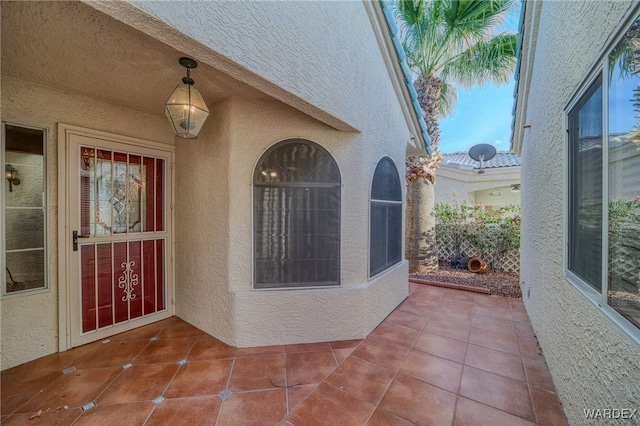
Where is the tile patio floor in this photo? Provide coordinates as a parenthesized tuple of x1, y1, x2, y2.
(1, 282, 567, 425)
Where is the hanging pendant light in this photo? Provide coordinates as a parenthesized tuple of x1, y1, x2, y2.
(165, 57, 210, 139)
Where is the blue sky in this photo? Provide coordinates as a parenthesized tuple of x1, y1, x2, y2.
(437, 1, 521, 154)
(439, 82, 516, 153)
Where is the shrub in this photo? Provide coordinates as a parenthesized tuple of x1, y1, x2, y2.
(435, 200, 521, 271)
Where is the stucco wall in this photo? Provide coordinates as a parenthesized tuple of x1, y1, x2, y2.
(0, 76, 173, 370)
(435, 165, 521, 207)
(121, 0, 373, 133)
(516, 1, 640, 423)
(176, 94, 409, 347)
(169, 1, 413, 347)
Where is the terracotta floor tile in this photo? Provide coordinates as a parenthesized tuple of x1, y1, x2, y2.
(523, 358, 556, 390)
(1, 292, 561, 426)
(473, 304, 513, 322)
(285, 342, 332, 353)
(110, 320, 166, 341)
(475, 294, 512, 308)
(516, 327, 544, 360)
(325, 356, 394, 405)
(366, 408, 415, 426)
(431, 306, 473, 326)
(442, 288, 477, 302)
(145, 395, 221, 426)
(396, 298, 437, 317)
(414, 332, 467, 363)
(412, 284, 446, 298)
(408, 291, 443, 305)
(287, 382, 375, 426)
(217, 389, 286, 425)
(1, 371, 61, 415)
(158, 318, 205, 338)
(351, 336, 411, 372)
(529, 385, 568, 425)
(409, 282, 419, 293)
(515, 321, 535, 335)
(164, 359, 232, 398)
(1, 408, 82, 426)
(379, 373, 457, 425)
(2, 342, 101, 375)
(97, 364, 179, 405)
(369, 322, 420, 348)
(464, 344, 525, 382)
(454, 397, 536, 426)
(511, 307, 531, 325)
(384, 309, 429, 330)
(74, 340, 149, 369)
(329, 339, 363, 349)
(73, 401, 154, 425)
(333, 347, 355, 364)
(424, 318, 471, 342)
(187, 336, 237, 361)
(229, 354, 286, 391)
(18, 367, 121, 413)
(133, 336, 197, 365)
(459, 366, 535, 422)
(287, 384, 317, 412)
(286, 351, 337, 386)
(236, 345, 285, 357)
(400, 350, 463, 393)
(470, 314, 517, 337)
(439, 299, 475, 313)
(468, 327, 520, 355)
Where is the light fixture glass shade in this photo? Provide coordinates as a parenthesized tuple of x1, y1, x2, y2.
(165, 82, 210, 139)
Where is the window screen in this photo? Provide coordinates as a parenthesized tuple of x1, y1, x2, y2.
(253, 139, 341, 289)
(567, 76, 603, 291)
(370, 157, 402, 277)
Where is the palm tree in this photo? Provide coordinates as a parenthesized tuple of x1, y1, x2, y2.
(395, 0, 518, 273)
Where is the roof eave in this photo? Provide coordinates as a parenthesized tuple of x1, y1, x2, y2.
(365, 0, 432, 156)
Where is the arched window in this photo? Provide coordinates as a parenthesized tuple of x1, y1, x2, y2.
(253, 139, 341, 289)
(370, 156, 402, 277)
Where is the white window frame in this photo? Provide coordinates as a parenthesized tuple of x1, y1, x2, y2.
(563, 6, 640, 344)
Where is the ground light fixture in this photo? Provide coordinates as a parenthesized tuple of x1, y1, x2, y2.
(165, 57, 210, 139)
(5, 164, 20, 192)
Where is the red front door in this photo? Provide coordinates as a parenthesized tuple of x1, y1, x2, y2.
(69, 133, 173, 346)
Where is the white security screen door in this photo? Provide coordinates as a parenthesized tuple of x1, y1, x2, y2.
(67, 132, 173, 347)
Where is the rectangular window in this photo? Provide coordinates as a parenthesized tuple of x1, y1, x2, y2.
(2, 123, 47, 296)
(566, 13, 640, 338)
(607, 40, 640, 329)
(567, 77, 603, 292)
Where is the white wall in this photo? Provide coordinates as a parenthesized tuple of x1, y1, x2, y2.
(95, 0, 392, 133)
(435, 165, 520, 207)
(515, 2, 640, 423)
(0, 76, 173, 370)
(167, 1, 413, 347)
(175, 98, 409, 347)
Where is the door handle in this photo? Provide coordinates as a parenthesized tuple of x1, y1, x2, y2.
(72, 230, 90, 251)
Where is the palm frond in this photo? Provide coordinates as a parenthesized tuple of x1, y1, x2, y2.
(443, 33, 518, 87)
(439, 83, 458, 118)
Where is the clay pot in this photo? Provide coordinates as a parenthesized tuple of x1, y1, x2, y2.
(468, 258, 488, 274)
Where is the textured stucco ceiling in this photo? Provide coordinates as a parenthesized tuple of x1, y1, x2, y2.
(1, 1, 268, 118)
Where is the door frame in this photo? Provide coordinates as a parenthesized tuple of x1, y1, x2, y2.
(58, 124, 176, 351)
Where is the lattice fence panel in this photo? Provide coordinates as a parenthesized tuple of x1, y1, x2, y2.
(436, 232, 520, 274)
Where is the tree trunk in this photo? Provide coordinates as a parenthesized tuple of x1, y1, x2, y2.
(405, 176, 438, 273)
(404, 74, 444, 274)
